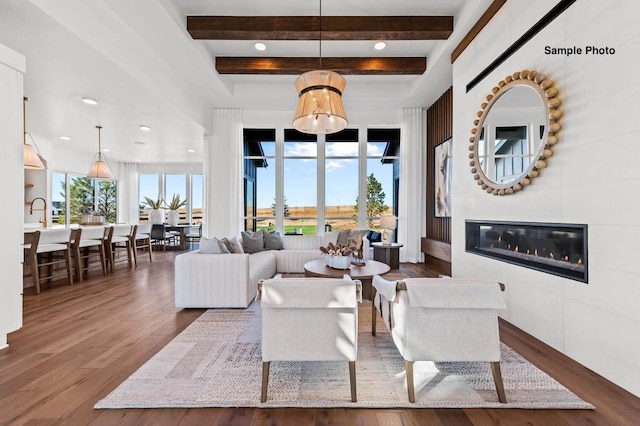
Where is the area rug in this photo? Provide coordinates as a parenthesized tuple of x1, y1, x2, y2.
(95, 302, 594, 409)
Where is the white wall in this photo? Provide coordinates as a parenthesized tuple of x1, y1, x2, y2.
(452, 0, 640, 396)
(0, 43, 25, 349)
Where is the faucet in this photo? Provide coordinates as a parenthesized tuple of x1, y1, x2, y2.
(29, 197, 47, 228)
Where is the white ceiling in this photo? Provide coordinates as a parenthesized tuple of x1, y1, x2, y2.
(0, 0, 493, 164)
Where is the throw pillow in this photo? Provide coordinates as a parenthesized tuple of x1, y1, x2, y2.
(241, 229, 265, 254)
(337, 229, 351, 245)
(230, 236, 244, 254)
(220, 237, 235, 253)
(263, 231, 283, 250)
(199, 237, 228, 254)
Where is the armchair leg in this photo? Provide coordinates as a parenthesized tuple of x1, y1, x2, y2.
(491, 361, 507, 403)
(405, 360, 415, 403)
(261, 361, 270, 402)
(349, 361, 357, 402)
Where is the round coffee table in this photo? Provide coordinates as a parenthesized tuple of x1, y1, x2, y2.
(303, 259, 390, 301)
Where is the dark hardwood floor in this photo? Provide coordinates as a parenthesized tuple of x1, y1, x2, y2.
(2, 250, 639, 425)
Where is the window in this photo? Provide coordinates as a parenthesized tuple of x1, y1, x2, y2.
(138, 173, 202, 224)
(51, 172, 118, 226)
(325, 129, 359, 231)
(366, 129, 399, 233)
(191, 174, 203, 224)
(243, 127, 400, 236)
(284, 130, 317, 235)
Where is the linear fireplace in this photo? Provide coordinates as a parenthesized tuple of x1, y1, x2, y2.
(465, 220, 588, 283)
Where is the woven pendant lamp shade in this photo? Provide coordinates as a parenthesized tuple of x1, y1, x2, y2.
(292, 70, 348, 135)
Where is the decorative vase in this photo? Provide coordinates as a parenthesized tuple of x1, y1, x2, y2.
(149, 208, 164, 224)
(167, 210, 179, 226)
(325, 254, 351, 270)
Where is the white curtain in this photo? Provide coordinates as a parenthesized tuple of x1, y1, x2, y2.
(117, 162, 139, 224)
(398, 108, 426, 263)
(203, 108, 243, 238)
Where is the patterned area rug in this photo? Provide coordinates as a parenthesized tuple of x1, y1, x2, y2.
(95, 302, 594, 409)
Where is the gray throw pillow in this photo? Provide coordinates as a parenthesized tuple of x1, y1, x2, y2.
(199, 237, 228, 254)
(241, 229, 264, 254)
(220, 237, 235, 253)
(348, 229, 368, 250)
(337, 229, 351, 245)
(263, 231, 283, 250)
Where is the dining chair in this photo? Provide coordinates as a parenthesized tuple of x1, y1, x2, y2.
(150, 224, 177, 251)
(183, 223, 202, 250)
(131, 224, 153, 265)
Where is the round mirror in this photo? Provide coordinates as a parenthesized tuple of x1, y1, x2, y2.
(469, 70, 562, 195)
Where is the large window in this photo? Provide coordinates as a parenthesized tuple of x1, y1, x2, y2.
(51, 173, 117, 226)
(284, 130, 318, 235)
(325, 129, 359, 231)
(243, 127, 400, 235)
(138, 173, 202, 224)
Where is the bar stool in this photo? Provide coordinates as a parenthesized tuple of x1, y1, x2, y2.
(72, 226, 108, 281)
(23, 231, 41, 291)
(33, 228, 74, 293)
(104, 225, 134, 273)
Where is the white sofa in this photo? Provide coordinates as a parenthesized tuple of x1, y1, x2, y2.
(174, 233, 369, 308)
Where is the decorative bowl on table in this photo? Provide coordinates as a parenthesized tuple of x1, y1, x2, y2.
(325, 254, 352, 269)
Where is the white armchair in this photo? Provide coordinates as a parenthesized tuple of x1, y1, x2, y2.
(257, 275, 362, 403)
(372, 275, 507, 403)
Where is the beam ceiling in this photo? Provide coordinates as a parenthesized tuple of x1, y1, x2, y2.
(187, 16, 453, 40)
(215, 57, 426, 75)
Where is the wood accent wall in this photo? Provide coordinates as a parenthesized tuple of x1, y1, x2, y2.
(424, 87, 452, 264)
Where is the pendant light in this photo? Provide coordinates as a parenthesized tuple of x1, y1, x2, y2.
(87, 125, 115, 180)
(292, 0, 347, 135)
(23, 97, 46, 169)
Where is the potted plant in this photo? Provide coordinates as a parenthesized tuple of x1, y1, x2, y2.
(144, 196, 165, 224)
(164, 194, 187, 226)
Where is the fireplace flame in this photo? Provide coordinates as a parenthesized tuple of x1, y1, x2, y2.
(577, 258, 583, 265)
(534, 249, 538, 256)
(563, 256, 569, 261)
(550, 252, 555, 259)
(507, 244, 511, 250)
(514, 246, 519, 252)
(526, 249, 530, 255)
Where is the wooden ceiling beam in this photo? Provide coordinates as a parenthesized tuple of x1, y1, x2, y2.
(188, 16, 453, 40)
(215, 57, 427, 75)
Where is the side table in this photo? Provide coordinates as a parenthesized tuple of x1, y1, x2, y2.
(372, 242, 403, 269)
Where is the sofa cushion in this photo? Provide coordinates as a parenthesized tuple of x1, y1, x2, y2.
(199, 237, 229, 254)
(264, 231, 283, 250)
(241, 229, 265, 253)
(230, 236, 244, 254)
(220, 237, 236, 253)
(249, 251, 277, 287)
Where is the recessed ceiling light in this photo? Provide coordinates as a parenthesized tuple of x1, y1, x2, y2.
(59, 136, 71, 141)
(81, 97, 98, 105)
(139, 125, 151, 131)
(254, 42, 266, 51)
(134, 141, 146, 145)
(374, 41, 386, 50)
(135, 158, 142, 162)
(101, 148, 110, 152)
(187, 149, 196, 153)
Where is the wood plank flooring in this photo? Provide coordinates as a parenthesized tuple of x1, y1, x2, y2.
(1, 251, 639, 425)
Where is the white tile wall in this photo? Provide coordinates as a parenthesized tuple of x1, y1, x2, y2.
(451, 0, 640, 396)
